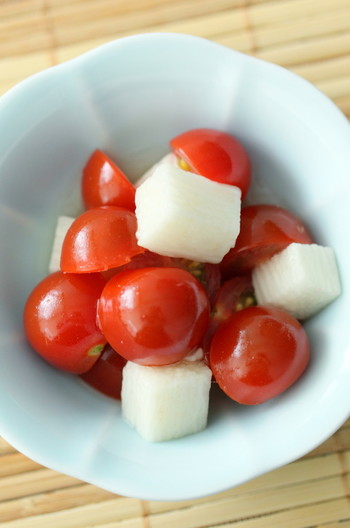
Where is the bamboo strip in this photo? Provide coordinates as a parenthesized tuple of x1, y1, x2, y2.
(0, 11, 48, 38)
(0, 470, 81, 502)
(0, 439, 16, 457)
(248, 0, 350, 27)
(0, 52, 52, 83)
(0, 497, 142, 528)
(146, 452, 344, 516)
(317, 76, 350, 100)
(0, 81, 19, 97)
(317, 523, 350, 528)
(49, 0, 237, 48)
(0, 454, 42, 479)
(48, 0, 241, 26)
(1, 1, 350, 64)
(214, 497, 350, 528)
(292, 55, 350, 83)
(147, 475, 348, 528)
(0, 0, 42, 20)
(0, 30, 52, 60)
(335, 96, 350, 118)
(251, 8, 350, 50)
(0, 484, 114, 522)
(83, 519, 144, 528)
(258, 31, 350, 67)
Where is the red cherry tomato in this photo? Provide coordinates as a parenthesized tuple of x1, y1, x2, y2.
(202, 275, 255, 354)
(97, 267, 210, 366)
(210, 305, 310, 405)
(170, 128, 251, 198)
(23, 271, 107, 374)
(80, 344, 127, 400)
(60, 206, 144, 273)
(220, 204, 313, 278)
(82, 150, 135, 211)
(101, 250, 172, 281)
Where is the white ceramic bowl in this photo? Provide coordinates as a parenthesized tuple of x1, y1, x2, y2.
(1, 33, 350, 501)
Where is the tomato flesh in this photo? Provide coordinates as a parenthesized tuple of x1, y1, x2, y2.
(166, 258, 221, 306)
(80, 344, 127, 399)
(220, 204, 313, 278)
(60, 206, 144, 273)
(170, 128, 251, 198)
(210, 305, 310, 404)
(202, 275, 255, 355)
(82, 150, 135, 211)
(97, 267, 210, 366)
(23, 271, 107, 374)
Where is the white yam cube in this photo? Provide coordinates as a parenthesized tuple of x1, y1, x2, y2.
(135, 153, 178, 187)
(48, 216, 75, 273)
(252, 243, 341, 320)
(135, 164, 241, 263)
(121, 358, 212, 442)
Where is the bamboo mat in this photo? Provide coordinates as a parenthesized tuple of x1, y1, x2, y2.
(1, 0, 350, 526)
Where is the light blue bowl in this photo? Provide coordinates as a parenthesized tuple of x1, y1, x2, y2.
(1, 33, 350, 501)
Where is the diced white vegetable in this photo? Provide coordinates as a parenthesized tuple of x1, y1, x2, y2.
(252, 243, 341, 319)
(135, 164, 241, 263)
(48, 216, 75, 273)
(135, 153, 178, 187)
(121, 358, 212, 442)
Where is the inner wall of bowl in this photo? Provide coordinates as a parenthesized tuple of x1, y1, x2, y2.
(1, 35, 350, 498)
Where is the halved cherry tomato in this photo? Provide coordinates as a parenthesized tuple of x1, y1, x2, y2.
(97, 267, 210, 366)
(80, 344, 127, 400)
(202, 275, 255, 354)
(220, 204, 313, 278)
(82, 150, 135, 211)
(101, 250, 173, 281)
(60, 206, 144, 273)
(23, 271, 107, 374)
(210, 305, 310, 405)
(170, 128, 251, 198)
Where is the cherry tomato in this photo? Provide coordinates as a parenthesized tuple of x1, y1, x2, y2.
(23, 271, 107, 374)
(60, 206, 144, 273)
(80, 344, 127, 400)
(220, 204, 313, 278)
(101, 250, 172, 281)
(170, 128, 251, 198)
(210, 305, 310, 405)
(97, 267, 210, 366)
(82, 150, 135, 211)
(202, 275, 255, 355)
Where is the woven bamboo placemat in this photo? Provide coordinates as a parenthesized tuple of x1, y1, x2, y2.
(1, 0, 350, 526)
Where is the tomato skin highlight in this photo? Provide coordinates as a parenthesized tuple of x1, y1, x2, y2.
(60, 206, 144, 273)
(170, 128, 251, 198)
(82, 150, 135, 211)
(80, 344, 127, 400)
(97, 267, 210, 366)
(220, 204, 313, 278)
(23, 271, 107, 374)
(209, 305, 310, 405)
